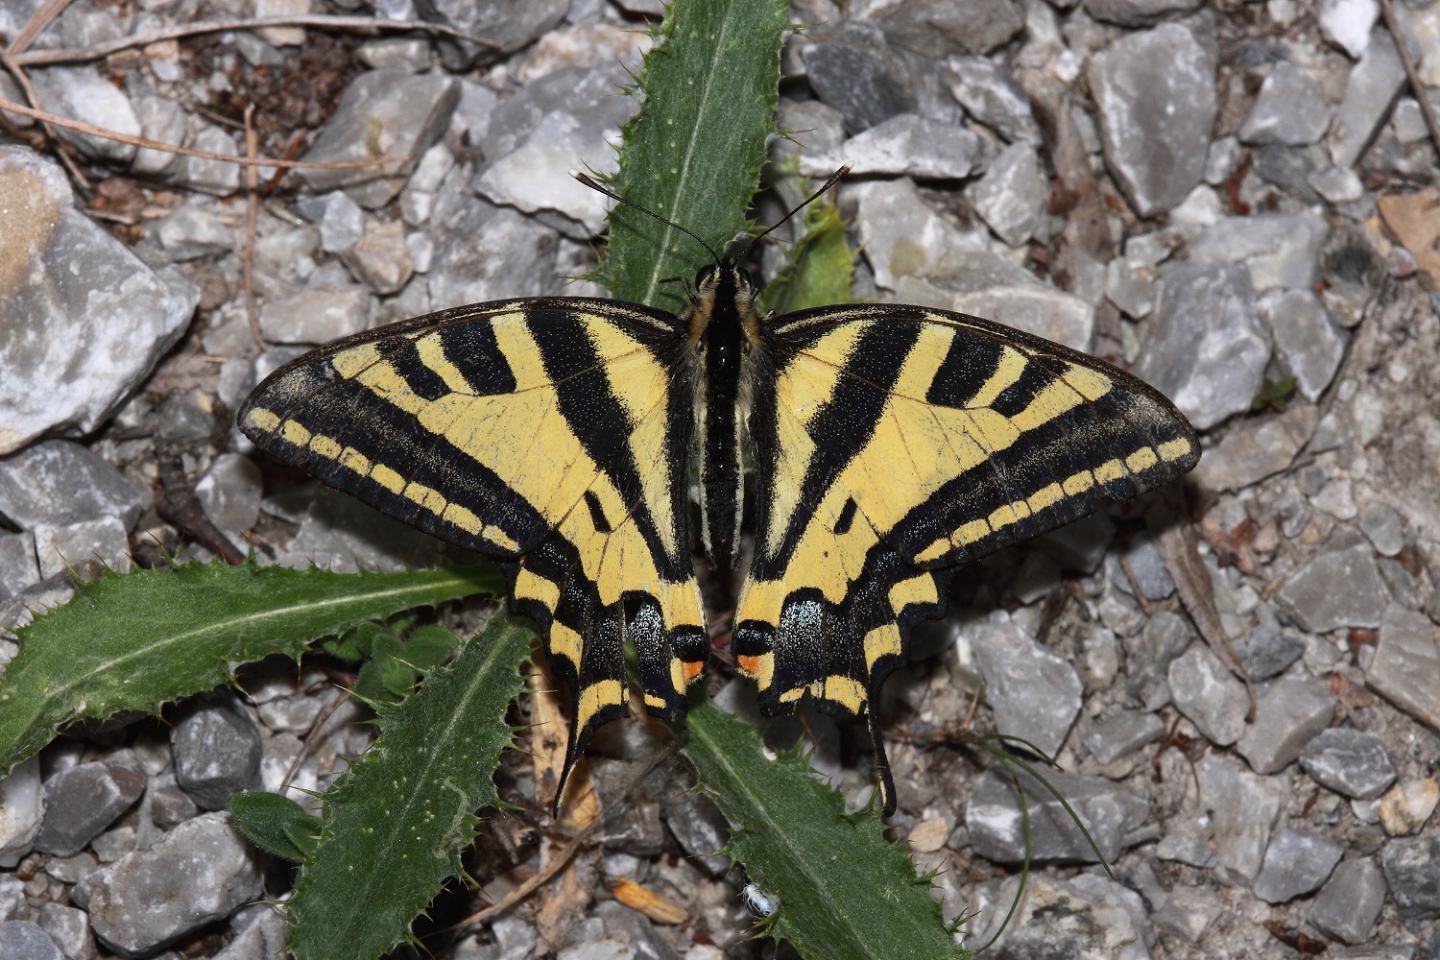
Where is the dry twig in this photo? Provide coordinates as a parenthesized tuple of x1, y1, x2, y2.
(454, 738, 683, 931)
(9, 15, 498, 67)
(1380, 0, 1440, 164)
(1148, 492, 1258, 721)
(154, 444, 246, 566)
(0, 95, 404, 170)
(1117, 556, 1153, 617)
(1033, 585, 1071, 646)
(278, 686, 353, 794)
(4, 0, 90, 188)
(242, 103, 263, 350)
(0, 49, 91, 188)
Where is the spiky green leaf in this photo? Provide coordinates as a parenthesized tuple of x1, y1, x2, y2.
(1251, 376, 1297, 413)
(758, 198, 856, 315)
(287, 617, 531, 960)
(683, 700, 966, 960)
(592, 0, 789, 311)
(0, 561, 500, 776)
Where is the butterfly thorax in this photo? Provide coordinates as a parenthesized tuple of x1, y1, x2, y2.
(688, 262, 759, 581)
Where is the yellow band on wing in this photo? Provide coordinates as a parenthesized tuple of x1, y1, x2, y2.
(863, 623, 902, 671)
(913, 441, 1190, 564)
(550, 622, 582, 670)
(245, 407, 281, 432)
(514, 568, 560, 612)
(888, 574, 937, 616)
(577, 680, 624, 732)
(823, 675, 866, 714)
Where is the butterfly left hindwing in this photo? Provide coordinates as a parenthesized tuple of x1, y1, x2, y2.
(238, 298, 710, 795)
(732, 303, 1198, 809)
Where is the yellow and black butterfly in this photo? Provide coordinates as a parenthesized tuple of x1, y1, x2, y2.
(239, 173, 1198, 815)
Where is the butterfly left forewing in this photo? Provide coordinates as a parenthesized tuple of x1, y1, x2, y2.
(734, 304, 1198, 810)
(239, 298, 709, 797)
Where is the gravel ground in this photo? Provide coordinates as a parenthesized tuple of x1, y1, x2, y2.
(2, 0, 1440, 958)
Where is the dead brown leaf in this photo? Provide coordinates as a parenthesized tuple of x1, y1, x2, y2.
(528, 657, 600, 948)
(611, 877, 690, 925)
(528, 658, 599, 829)
(1149, 495, 1258, 721)
(1378, 189, 1440, 285)
(1330, 670, 1378, 711)
(1200, 516, 1259, 576)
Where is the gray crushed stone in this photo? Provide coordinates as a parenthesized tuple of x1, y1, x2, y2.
(2, 4, 1438, 956)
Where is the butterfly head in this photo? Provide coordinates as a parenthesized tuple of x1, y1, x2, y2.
(694, 259, 758, 310)
(688, 259, 760, 349)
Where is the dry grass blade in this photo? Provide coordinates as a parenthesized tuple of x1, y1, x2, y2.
(278, 687, 351, 795)
(0, 50, 91, 188)
(528, 656, 600, 827)
(526, 655, 601, 941)
(4, 0, 72, 55)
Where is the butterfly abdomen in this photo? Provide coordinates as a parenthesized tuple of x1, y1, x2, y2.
(694, 265, 755, 581)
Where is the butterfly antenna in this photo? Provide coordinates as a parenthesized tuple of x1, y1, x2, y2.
(740, 164, 850, 260)
(573, 171, 721, 263)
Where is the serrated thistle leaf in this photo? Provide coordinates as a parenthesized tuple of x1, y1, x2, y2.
(229, 791, 323, 862)
(0, 561, 501, 777)
(683, 700, 967, 960)
(590, 0, 788, 311)
(757, 197, 856, 316)
(287, 617, 532, 960)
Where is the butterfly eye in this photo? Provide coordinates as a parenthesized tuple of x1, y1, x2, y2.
(694, 265, 713, 287)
